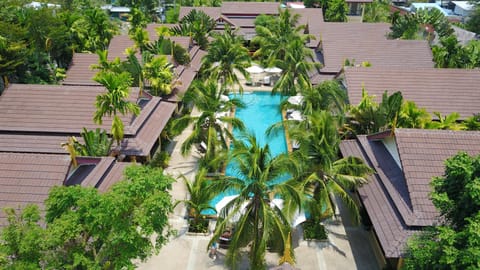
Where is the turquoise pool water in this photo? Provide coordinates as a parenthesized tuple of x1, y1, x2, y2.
(202, 92, 287, 215)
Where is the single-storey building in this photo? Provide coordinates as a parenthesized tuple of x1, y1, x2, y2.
(0, 84, 176, 160)
(0, 153, 129, 226)
(341, 67, 480, 120)
(340, 128, 480, 269)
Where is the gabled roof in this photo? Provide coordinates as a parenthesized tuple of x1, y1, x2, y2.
(343, 67, 480, 120)
(62, 53, 100, 86)
(0, 154, 127, 226)
(317, 23, 434, 73)
(0, 85, 175, 157)
(0, 84, 138, 135)
(108, 34, 135, 60)
(221, 1, 279, 15)
(340, 129, 480, 258)
(179, 6, 221, 21)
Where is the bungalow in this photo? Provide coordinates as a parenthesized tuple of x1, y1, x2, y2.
(0, 84, 176, 161)
(340, 128, 480, 269)
(308, 23, 433, 83)
(341, 67, 480, 120)
(0, 153, 129, 226)
(179, 3, 323, 40)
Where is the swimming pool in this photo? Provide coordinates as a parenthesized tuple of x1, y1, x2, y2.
(203, 92, 287, 215)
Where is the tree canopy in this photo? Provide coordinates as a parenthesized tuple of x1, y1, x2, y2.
(0, 165, 174, 269)
(404, 152, 480, 269)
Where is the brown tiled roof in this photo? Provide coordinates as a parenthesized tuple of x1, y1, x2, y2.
(145, 23, 177, 41)
(221, 2, 279, 15)
(121, 101, 176, 156)
(318, 23, 434, 73)
(0, 134, 67, 154)
(292, 8, 324, 33)
(0, 84, 139, 135)
(339, 129, 480, 258)
(170, 36, 192, 51)
(96, 162, 130, 192)
(62, 53, 100, 86)
(343, 67, 480, 120)
(179, 7, 221, 20)
(0, 153, 71, 226)
(108, 34, 134, 60)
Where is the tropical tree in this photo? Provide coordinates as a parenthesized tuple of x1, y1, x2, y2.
(93, 71, 141, 145)
(0, 165, 174, 269)
(363, 0, 390, 22)
(296, 80, 347, 116)
(171, 10, 216, 50)
(426, 112, 464, 130)
(202, 25, 251, 94)
(347, 89, 403, 135)
(325, 0, 348, 22)
(170, 80, 245, 171)
(466, 4, 480, 34)
(0, 34, 27, 88)
(253, 9, 307, 67)
(404, 152, 480, 269)
(143, 54, 176, 96)
(208, 133, 303, 269)
(273, 38, 318, 96)
(389, 8, 453, 41)
(464, 113, 480, 130)
(175, 168, 218, 233)
(397, 100, 431, 129)
(70, 7, 118, 52)
(286, 111, 373, 224)
(74, 128, 113, 157)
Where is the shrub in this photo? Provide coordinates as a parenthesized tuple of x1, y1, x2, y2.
(303, 220, 328, 240)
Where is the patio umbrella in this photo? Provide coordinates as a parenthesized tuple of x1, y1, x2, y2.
(246, 65, 264, 74)
(287, 95, 304, 105)
(269, 262, 300, 270)
(264, 67, 282, 73)
(215, 195, 239, 213)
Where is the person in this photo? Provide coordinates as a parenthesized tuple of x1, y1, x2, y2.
(209, 241, 217, 260)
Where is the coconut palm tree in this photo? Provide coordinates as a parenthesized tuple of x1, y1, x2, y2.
(287, 111, 373, 224)
(208, 133, 303, 270)
(296, 80, 347, 116)
(93, 71, 140, 145)
(273, 38, 318, 96)
(170, 80, 245, 171)
(201, 25, 251, 94)
(175, 168, 219, 233)
(171, 10, 216, 50)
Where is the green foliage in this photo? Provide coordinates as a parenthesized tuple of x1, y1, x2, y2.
(166, 5, 180, 23)
(208, 133, 301, 269)
(464, 113, 480, 130)
(466, 4, 480, 34)
(93, 71, 140, 145)
(363, 0, 390, 22)
(143, 55, 175, 96)
(404, 153, 480, 269)
(425, 112, 464, 130)
(74, 128, 113, 156)
(302, 220, 328, 240)
(325, 0, 348, 22)
(347, 89, 403, 135)
(432, 36, 480, 68)
(431, 152, 480, 228)
(149, 150, 171, 168)
(389, 8, 453, 41)
(201, 25, 250, 94)
(171, 10, 216, 49)
(0, 165, 174, 269)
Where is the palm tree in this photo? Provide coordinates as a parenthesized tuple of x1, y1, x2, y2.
(363, 0, 390, 22)
(426, 112, 465, 130)
(71, 7, 118, 52)
(175, 168, 218, 233)
(202, 25, 251, 94)
(170, 80, 245, 171)
(296, 80, 347, 116)
(287, 111, 373, 224)
(208, 133, 303, 270)
(93, 71, 140, 145)
(273, 38, 318, 96)
(325, 0, 348, 22)
(143, 55, 176, 96)
(253, 9, 306, 66)
(171, 10, 216, 50)
(397, 100, 431, 129)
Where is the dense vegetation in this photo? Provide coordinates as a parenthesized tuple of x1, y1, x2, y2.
(404, 152, 480, 269)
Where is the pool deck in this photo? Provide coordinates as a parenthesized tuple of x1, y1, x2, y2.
(135, 102, 381, 270)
